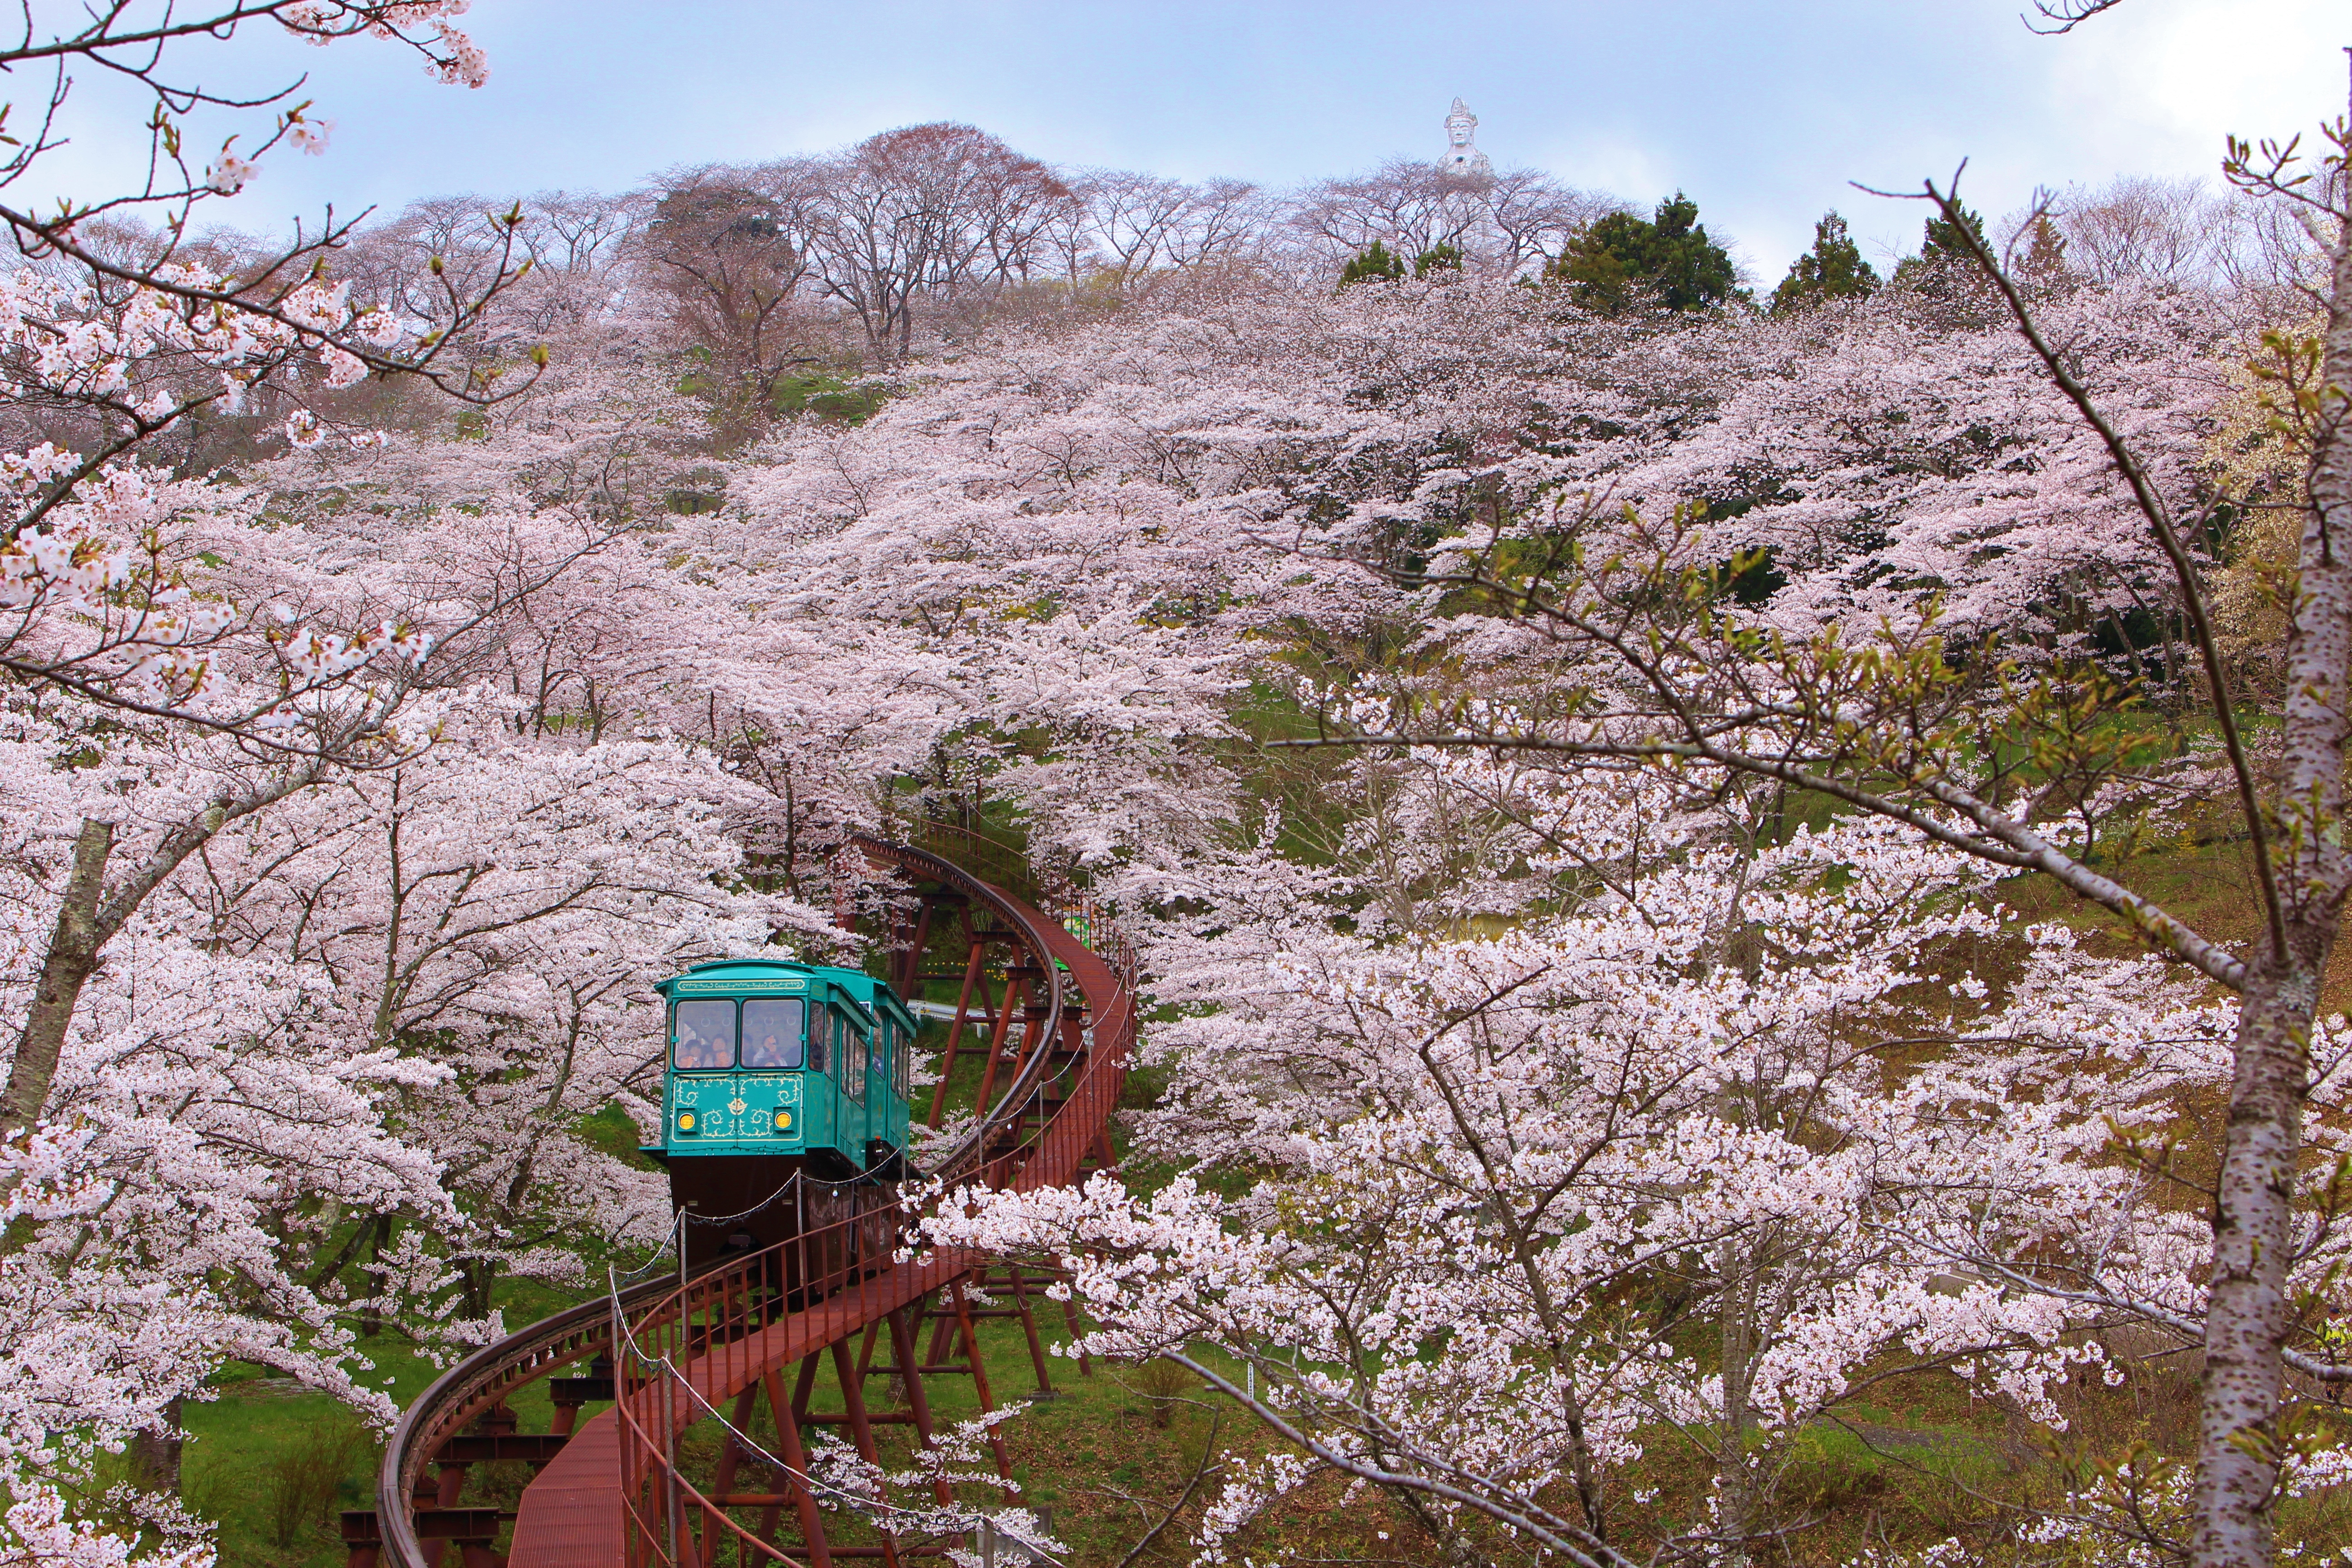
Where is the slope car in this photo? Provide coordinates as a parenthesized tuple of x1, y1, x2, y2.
(653, 958, 916, 1183)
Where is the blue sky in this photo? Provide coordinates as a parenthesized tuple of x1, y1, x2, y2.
(38, 0, 2348, 280)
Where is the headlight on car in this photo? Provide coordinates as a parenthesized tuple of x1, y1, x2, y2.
(772, 1108, 793, 1133)
(676, 1110, 696, 1134)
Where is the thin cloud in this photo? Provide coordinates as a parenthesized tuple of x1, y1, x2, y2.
(40, 0, 2336, 278)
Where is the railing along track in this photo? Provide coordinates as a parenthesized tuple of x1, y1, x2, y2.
(370, 828, 1137, 1568)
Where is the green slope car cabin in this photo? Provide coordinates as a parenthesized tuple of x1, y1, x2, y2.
(651, 959, 917, 1264)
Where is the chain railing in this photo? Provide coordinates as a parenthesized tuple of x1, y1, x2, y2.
(373, 1273, 676, 1566)
(614, 1185, 926, 1565)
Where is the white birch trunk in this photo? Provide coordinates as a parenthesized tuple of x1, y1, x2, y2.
(2190, 210, 2352, 1568)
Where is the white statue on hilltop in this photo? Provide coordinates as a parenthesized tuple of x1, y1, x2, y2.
(1440, 98, 1493, 178)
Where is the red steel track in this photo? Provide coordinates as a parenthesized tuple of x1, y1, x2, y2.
(361, 832, 1136, 1568)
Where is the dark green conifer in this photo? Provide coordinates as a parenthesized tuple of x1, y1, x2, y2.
(1891, 201, 1991, 295)
(1546, 193, 1738, 315)
(1413, 242, 1464, 278)
(1769, 211, 1880, 316)
(2019, 214, 2071, 288)
(1921, 201, 1988, 264)
(1337, 241, 1406, 289)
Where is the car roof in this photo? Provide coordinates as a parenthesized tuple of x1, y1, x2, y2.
(657, 957, 915, 1029)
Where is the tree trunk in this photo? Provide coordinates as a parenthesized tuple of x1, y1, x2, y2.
(0, 818, 113, 1136)
(3, 779, 316, 1140)
(2196, 966, 2318, 1568)
(2190, 209, 2352, 1568)
(359, 1215, 390, 1340)
(1717, 1237, 1760, 1568)
(461, 1255, 496, 1322)
(128, 1396, 184, 1494)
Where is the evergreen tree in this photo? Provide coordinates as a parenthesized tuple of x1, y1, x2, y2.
(1413, 242, 1464, 278)
(1338, 241, 1406, 288)
(2019, 213, 2071, 289)
(1769, 211, 1880, 316)
(1921, 201, 1988, 264)
(1546, 192, 1738, 315)
(1892, 201, 1991, 294)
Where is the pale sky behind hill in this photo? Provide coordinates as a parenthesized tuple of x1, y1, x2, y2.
(30, 0, 2352, 282)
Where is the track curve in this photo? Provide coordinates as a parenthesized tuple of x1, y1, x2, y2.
(366, 831, 1136, 1568)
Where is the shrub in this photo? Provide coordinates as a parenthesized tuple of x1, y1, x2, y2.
(1128, 1357, 1196, 1429)
(261, 1411, 369, 1548)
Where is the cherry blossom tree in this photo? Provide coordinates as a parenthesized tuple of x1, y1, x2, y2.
(1232, 139, 2352, 1567)
(926, 766, 2293, 1565)
(1567, 279, 2231, 661)
(0, 15, 2329, 1566)
(808, 124, 1072, 360)
(0, 686, 458, 1561)
(176, 715, 798, 1325)
(0, 13, 657, 1564)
